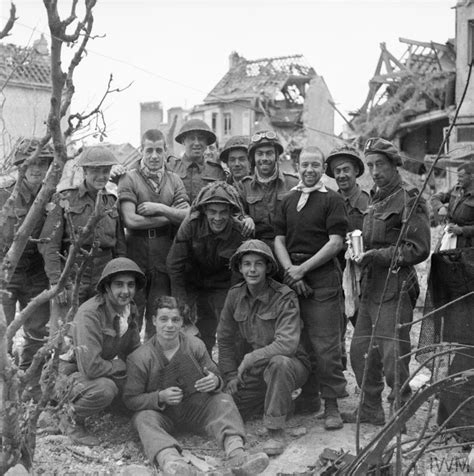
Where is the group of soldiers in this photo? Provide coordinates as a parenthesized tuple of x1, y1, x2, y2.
(7, 115, 474, 475)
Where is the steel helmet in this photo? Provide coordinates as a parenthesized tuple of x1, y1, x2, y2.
(325, 145, 365, 178)
(219, 136, 250, 163)
(97, 257, 146, 292)
(13, 138, 54, 166)
(230, 239, 279, 276)
(76, 146, 119, 167)
(174, 119, 217, 146)
(192, 181, 242, 214)
(248, 130, 284, 170)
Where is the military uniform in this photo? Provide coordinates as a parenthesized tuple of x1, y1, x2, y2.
(167, 212, 245, 353)
(167, 155, 226, 203)
(237, 171, 298, 246)
(350, 174, 430, 404)
(61, 294, 141, 418)
(341, 184, 370, 232)
(118, 168, 189, 337)
(0, 179, 51, 367)
(431, 186, 474, 248)
(39, 181, 126, 303)
(218, 278, 309, 429)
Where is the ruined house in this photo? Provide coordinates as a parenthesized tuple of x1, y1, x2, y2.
(188, 52, 335, 160)
(350, 37, 456, 175)
(0, 35, 52, 165)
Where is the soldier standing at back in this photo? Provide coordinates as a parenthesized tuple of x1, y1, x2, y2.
(219, 135, 251, 187)
(167, 119, 226, 203)
(237, 131, 298, 249)
(40, 147, 126, 308)
(118, 129, 189, 339)
(0, 139, 53, 370)
(344, 138, 430, 426)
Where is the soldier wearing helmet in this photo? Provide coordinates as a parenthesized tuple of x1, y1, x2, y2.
(237, 130, 298, 248)
(167, 118, 226, 203)
(343, 138, 430, 427)
(58, 257, 145, 446)
(217, 239, 310, 456)
(118, 129, 190, 340)
(39, 146, 126, 309)
(219, 135, 251, 186)
(0, 138, 53, 372)
(167, 181, 247, 354)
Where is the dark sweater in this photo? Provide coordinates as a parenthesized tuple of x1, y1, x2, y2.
(274, 188, 348, 255)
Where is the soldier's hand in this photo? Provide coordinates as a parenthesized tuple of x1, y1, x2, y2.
(195, 367, 219, 393)
(446, 223, 463, 235)
(354, 249, 376, 266)
(285, 265, 305, 285)
(137, 202, 165, 216)
(292, 279, 312, 297)
(159, 387, 183, 406)
(109, 164, 126, 183)
(240, 216, 255, 238)
(225, 378, 240, 395)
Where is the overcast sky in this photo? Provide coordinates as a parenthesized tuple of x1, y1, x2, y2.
(3, 0, 456, 147)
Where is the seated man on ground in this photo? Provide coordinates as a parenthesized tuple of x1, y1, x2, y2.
(123, 296, 269, 476)
(59, 257, 145, 446)
(217, 240, 310, 456)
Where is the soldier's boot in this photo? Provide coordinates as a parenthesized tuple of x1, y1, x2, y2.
(262, 428, 287, 456)
(324, 398, 343, 430)
(59, 414, 99, 446)
(228, 450, 270, 475)
(157, 448, 203, 476)
(341, 396, 386, 426)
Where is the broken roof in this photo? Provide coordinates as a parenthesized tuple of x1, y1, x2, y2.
(204, 53, 316, 103)
(0, 40, 51, 89)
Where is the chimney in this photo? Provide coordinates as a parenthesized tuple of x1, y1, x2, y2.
(229, 51, 241, 70)
(33, 34, 49, 56)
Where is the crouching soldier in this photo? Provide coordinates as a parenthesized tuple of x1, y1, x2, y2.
(59, 258, 145, 446)
(217, 240, 310, 456)
(123, 296, 269, 476)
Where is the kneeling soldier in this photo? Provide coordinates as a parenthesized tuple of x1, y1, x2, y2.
(59, 257, 145, 446)
(123, 296, 269, 476)
(217, 240, 310, 456)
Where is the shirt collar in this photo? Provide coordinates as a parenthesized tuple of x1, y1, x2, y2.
(183, 154, 204, 172)
(243, 281, 271, 304)
(78, 180, 100, 199)
(340, 184, 362, 207)
(251, 168, 285, 187)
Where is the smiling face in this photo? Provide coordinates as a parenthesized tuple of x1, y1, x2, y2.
(104, 272, 136, 311)
(366, 153, 397, 189)
(239, 252, 268, 289)
(24, 159, 50, 187)
(332, 158, 358, 193)
(298, 151, 325, 187)
(183, 132, 208, 161)
(204, 203, 231, 234)
(153, 307, 183, 344)
(227, 148, 249, 181)
(83, 165, 113, 191)
(142, 139, 166, 172)
(254, 145, 277, 177)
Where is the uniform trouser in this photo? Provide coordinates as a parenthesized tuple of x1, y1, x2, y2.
(193, 288, 228, 355)
(299, 267, 347, 400)
(3, 252, 50, 369)
(127, 235, 171, 340)
(67, 372, 120, 419)
(350, 272, 416, 403)
(232, 355, 309, 429)
(132, 392, 245, 464)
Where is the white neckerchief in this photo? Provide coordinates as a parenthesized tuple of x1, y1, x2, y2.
(116, 304, 131, 337)
(255, 165, 279, 184)
(292, 180, 327, 212)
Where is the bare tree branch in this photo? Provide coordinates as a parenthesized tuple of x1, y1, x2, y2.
(0, 3, 17, 40)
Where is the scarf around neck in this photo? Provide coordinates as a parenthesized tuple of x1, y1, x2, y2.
(292, 180, 327, 212)
(255, 165, 279, 184)
(140, 159, 164, 193)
